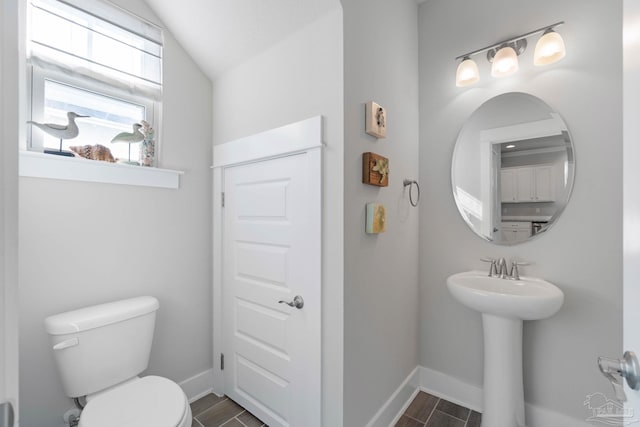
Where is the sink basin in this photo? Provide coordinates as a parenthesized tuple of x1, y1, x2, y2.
(447, 270, 564, 320)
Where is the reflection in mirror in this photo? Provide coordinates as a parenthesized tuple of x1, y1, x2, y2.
(451, 92, 575, 245)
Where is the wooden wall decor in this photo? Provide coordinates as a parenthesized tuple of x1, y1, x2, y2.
(363, 152, 389, 187)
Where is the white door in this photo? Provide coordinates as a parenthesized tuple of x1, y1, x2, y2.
(490, 146, 501, 242)
(222, 151, 321, 427)
(479, 142, 495, 239)
(533, 166, 554, 202)
(500, 169, 516, 202)
(516, 167, 534, 202)
(624, 0, 640, 416)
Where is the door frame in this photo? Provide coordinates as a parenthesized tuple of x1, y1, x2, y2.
(2, 0, 21, 423)
(479, 115, 568, 241)
(211, 116, 324, 394)
(623, 0, 640, 411)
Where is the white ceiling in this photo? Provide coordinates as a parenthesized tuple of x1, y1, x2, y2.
(144, 0, 340, 81)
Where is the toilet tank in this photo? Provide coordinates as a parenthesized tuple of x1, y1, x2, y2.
(44, 296, 160, 398)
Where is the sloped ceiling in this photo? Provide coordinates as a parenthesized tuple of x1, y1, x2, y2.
(144, 0, 341, 81)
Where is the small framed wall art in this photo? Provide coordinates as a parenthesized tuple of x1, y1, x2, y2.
(366, 203, 386, 234)
(363, 152, 389, 187)
(365, 101, 387, 138)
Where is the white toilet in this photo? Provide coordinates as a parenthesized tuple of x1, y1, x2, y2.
(44, 296, 192, 427)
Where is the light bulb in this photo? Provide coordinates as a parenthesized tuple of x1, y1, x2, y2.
(534, 29, 566, 66)
(456, 58, 480, 87)
(491, 46, 519, 77)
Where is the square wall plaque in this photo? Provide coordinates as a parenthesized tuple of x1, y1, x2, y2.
(366, 203, 386, 234)
(363, 152, 389, 187)
(365, 101, 387, 138)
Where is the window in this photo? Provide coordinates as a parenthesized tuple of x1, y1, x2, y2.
(26, 0, 162, 163)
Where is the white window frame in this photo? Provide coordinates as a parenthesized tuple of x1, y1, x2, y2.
(20, 0, 183, 189)
(27, 64, 157, 153)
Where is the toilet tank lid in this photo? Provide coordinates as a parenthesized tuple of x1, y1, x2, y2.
(45, 296, 159, 335)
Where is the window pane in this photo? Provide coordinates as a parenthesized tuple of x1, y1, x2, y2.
(30, 0, 162, 87)
(41, 79, 146, 162)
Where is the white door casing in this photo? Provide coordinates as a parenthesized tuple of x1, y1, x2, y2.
(1, 0, 20, 424)
(624, 0, 640, 415)
(212, 116, 323, 427)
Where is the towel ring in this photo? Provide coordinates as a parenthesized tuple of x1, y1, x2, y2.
(403, 179, 420, 207)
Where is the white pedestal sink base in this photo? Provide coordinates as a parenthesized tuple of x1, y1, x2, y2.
(447, 271, 564, 427)
(482, 313, 525, 427)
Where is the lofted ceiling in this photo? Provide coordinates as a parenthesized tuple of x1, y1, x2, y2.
(144, 0, 341, 81)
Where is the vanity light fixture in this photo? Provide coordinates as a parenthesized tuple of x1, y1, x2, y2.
(454, 21, 565, 86)
(455, 56, 480, 87)
(491, 44, 521, 77)
(534, 28, 566, 66)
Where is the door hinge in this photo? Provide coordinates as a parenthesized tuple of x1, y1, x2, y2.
(221, 192, 225, 208)
(220, 353, 224, 370)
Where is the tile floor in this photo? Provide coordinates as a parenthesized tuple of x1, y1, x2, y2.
(191, 394, 268, 427)
(395, 391, 481, 427)
(190, 390, 479, 427)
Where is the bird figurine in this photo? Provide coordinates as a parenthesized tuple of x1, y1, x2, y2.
(27, 111, 89, 156)
(110, 123, 145, 163)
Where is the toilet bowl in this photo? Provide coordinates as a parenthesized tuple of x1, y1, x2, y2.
(44, 297, 191, 427)
(79, 376, 192, 427)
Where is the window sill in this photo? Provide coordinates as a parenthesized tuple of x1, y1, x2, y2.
(19, 150, 183, 189)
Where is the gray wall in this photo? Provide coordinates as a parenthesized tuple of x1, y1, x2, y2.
(18, 1, 213, 425)
(341, 0, 420, 425)
(210, 7, 345, 426)
(419, 0, 621, 420)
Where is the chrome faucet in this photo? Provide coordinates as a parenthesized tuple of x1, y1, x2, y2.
(481, 258, 498, 277)
(481, 258, 528, 280)
(497, 258, 508, 279)
(510, 261, 521, 280)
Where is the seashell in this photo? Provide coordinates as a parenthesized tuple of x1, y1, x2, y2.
(69, 144, 116, 163)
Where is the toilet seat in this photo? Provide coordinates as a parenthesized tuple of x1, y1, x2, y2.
(78, 376, 190, 427)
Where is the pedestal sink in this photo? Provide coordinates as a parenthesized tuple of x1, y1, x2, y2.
(447, 270, 564, 427)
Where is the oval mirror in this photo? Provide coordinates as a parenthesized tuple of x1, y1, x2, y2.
(451, 92, 575, 245)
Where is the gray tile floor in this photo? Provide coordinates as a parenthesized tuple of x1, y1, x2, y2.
(191, 394, 267, 427)
(191, 390, 479, 427)
(395, 391, 481, 427)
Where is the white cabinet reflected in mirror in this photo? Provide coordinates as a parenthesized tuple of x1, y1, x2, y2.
(451, 92, 575, 245)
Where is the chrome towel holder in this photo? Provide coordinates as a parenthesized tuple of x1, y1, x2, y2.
(403, 179, 420, 207)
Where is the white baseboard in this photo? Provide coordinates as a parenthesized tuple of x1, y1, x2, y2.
(368, 365, 591, 427)
(178, 368, 216, 402)
(418, 366, 483, 413)
(526, 403, 592, 427)
(366, 367, 420, 427)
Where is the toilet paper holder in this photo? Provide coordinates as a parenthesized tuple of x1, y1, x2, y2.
(598, 351, 640, 401)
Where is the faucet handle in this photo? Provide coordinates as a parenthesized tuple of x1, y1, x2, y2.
(509, 260, 530, 280)
(480, 258, 498, 277)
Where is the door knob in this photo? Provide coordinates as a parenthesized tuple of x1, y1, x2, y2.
(278, 295, 304, 309)
(598, 351, 640, 401)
